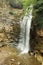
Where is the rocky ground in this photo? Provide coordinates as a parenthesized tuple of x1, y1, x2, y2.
(0, 46, 43, 65)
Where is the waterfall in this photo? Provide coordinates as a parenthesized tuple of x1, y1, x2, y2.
(17, 5, 33, 54)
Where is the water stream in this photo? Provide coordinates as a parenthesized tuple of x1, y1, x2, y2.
(17, 5, 33, 54)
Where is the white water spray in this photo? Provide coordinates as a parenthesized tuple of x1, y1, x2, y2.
(17, 5, 33, 54)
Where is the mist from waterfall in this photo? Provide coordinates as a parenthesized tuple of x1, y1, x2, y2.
(17, 5, 33, 54)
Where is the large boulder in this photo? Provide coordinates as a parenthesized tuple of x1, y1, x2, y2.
(9, 0, 23, 9)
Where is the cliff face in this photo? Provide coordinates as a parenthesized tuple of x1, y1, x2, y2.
(30, 1, 43, 53)
(0, 0, 23, 47)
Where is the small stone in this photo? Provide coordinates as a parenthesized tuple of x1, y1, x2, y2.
(17, 62, 21, 65)
(11, 59, 15, 62)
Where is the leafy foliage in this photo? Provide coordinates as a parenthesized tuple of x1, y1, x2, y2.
(19, 0, 37, 8)
(33, 0, 43, 29)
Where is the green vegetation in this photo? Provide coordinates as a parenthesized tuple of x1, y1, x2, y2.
(8, 0, 37, 9)
(19, 0, 37, 8)
(33, 0, 43, 29)
(9, 11, 17, 15)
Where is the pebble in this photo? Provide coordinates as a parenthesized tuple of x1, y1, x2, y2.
(11, 59, 15, 62)
(17, 61, 21, 65)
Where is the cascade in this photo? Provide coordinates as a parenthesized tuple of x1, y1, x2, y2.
(17, 5, 33, 54)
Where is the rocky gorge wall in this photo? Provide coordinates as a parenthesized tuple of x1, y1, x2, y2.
(30, 1, 43, 53)
(0, 0, 23, 47)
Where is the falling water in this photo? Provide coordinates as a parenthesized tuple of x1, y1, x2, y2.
(17, 5, 33, 54)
